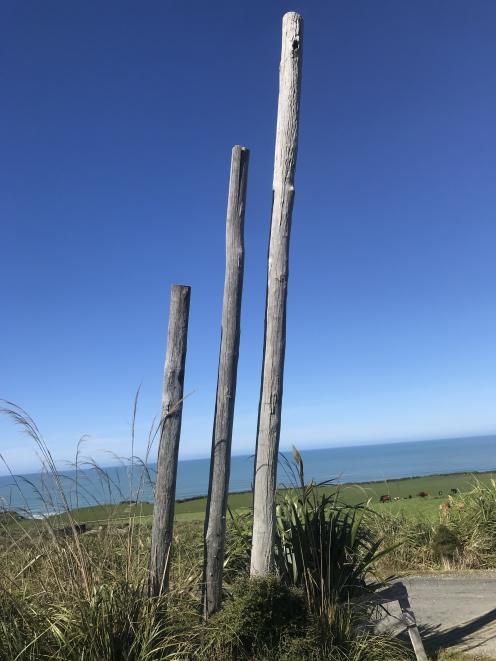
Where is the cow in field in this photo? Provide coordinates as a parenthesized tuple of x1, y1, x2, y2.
(380, 495, 391, 503)
(55, 523, 87, 537)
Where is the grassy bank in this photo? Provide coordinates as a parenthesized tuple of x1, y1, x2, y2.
(3, 469, 496, 658)
(1, 484, 416, 659)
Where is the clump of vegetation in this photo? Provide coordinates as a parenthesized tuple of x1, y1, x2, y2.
(432, 524, 460, 563)
(369, 511, 435, 571)
(370, 478, 496, 572)
(191, 576, 412, 661)
(0, 511, 201, 660)
(275, 480, 385, 609)
(270, 449, 410, 659)
(443, 479, 496, 567)
(199, 576, 307, 659)
(222, 510, 252, 582)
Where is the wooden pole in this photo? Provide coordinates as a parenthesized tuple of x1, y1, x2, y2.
(203, 146, 250, 617)
(251, 12, 303, 576)
(149, 284, 191, 597)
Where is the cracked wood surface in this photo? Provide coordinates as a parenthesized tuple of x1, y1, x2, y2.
(251, 11, 303, 576)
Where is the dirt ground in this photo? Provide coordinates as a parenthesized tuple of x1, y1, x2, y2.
(378, 572, 496, 658)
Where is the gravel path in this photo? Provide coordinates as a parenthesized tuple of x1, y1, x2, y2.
(379, 573, 496, 658)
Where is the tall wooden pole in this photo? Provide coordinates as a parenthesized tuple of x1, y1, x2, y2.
(203, 146, 250, 617)
(251, 12, 303, 576)
(149, 284, 191, 597)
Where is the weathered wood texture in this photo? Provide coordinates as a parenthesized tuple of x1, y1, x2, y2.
(397, 590, 429, 661)
(149, 284, 191, 597)
(203, 146, 250, 617)
(361, 583, 428, 661)
(250, 12, 303, 577)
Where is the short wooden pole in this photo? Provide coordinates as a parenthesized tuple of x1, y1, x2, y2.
(251, 11, 303, 576)
(203, 146, 250, 617)
(149, 284, 191, 597)
(398, 590, 429, 661)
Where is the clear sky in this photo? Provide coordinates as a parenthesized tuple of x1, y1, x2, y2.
(1, 1, 495, 474)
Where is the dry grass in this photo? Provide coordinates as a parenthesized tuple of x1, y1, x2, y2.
(369, 479, 496, 573)
(4, 406, 496, 658)
(436, 650, 496, 660)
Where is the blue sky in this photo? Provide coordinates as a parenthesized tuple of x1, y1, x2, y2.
(1, 1, 495, 474)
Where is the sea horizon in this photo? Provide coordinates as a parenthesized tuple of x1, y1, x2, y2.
(1, 433, 496, 517)
(3, 431, 495, 479)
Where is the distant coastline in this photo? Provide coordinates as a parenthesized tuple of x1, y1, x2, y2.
(3, 468, 494, 524)
(1, 434, 495, 516)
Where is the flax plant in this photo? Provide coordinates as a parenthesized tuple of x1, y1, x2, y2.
(274, 448, 397, 649)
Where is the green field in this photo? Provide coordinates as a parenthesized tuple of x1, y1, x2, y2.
(17, 469, 493, 528)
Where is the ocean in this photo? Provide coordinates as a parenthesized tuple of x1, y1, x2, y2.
(1, 435, 495, 517)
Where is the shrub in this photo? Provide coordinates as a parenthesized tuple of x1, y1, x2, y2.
(277, 620, 413, 660)
(222, 510, 252, 583)
(200, 576, 307, 660)
(199, 576, 411, 661)
(444, 479, 496, 567)
(274, 449, 391, 618)
(432, 525, 460, 562)
(371, 479, 496, 571)
(269, 449, 411, 659)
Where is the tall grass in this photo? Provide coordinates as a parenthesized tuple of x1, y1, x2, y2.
(368, 512, 436, 571)
(7, 406, 490, 658)
(0, 402, 201, 659)
(442, 478, 496, 567)
(370, 478, 496, 572)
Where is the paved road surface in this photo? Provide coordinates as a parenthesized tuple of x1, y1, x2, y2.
(379, 573, 496, 658)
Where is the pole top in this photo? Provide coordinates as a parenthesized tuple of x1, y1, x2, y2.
(282, 11, 303, 24)
(171, 284, 191, 293)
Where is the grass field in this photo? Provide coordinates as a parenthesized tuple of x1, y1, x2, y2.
(11, 469, 492, 528)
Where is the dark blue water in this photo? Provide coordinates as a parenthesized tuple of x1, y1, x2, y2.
(1, 435, 495, 516)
